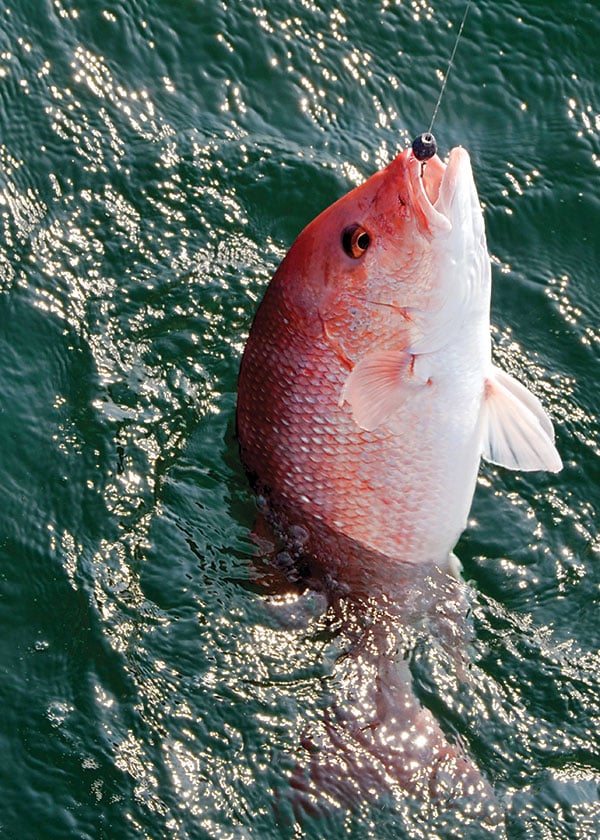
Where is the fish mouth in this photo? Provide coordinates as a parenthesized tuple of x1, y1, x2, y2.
(407, 146, 468, 236)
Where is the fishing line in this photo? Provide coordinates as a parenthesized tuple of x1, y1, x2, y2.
(412, 0, 472, 161)
(429, 0, 472, 134)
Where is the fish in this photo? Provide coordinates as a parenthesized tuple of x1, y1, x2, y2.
(236, 141, 562, 830)
(237, 143, 561, 579)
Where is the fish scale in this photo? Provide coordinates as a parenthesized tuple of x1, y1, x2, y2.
(238, 145, 561, 580)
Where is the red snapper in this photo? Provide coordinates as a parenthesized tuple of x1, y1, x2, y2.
(238, 144, 561, 579)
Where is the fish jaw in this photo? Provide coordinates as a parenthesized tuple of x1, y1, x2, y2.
(402, 145, 492, 356)
(406, 149, 452, 237)
(407, 146, 484, 237)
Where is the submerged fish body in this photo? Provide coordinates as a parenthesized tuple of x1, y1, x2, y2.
(238, 144, 561, 575)
(237, 142, 561, 830)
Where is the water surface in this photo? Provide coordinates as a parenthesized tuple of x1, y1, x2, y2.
(0, 1, 599, 838)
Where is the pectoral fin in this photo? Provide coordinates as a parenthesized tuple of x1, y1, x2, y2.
(481, 367, 562, 472)
(340, 351, 427, 431)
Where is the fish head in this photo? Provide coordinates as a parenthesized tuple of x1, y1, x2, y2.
(275, 144, 489, 360)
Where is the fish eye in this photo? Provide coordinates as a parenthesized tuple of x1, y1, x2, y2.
(342, 224, 370, 259)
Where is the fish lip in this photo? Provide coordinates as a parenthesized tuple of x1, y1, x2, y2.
(407, 146, 466, 236)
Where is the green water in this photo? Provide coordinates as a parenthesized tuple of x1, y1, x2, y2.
(0, 1, 598, 837)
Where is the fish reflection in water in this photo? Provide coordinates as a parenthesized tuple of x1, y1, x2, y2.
(254, 522, 505, 835)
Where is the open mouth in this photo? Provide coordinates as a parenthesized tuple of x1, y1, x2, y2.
(421, 153, 446, 207)
(407, 146, 468, 235)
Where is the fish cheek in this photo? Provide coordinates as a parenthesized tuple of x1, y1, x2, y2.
(319, 305, 360, 368)
(278, 251, 359, 343)
(315, 255, 367, 344)
(278, 260, 332, 338)
(319, 251, 404, 360)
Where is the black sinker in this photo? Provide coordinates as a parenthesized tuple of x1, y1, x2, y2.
(412, 132, 437, 161)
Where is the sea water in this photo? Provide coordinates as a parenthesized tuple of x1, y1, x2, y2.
(0, 1, 599, 838)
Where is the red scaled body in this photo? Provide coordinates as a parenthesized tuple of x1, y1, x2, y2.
(238, 145, 560, 578)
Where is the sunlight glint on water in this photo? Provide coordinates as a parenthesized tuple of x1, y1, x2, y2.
(0, 1, 598, 838)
